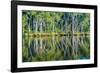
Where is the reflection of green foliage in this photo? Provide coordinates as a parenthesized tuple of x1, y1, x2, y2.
(31, 48, 63, 61)
(22, 48, 29, 62)
(79, 37, 90, 59)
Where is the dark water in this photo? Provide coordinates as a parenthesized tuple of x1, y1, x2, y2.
(22, 35, 90, 62)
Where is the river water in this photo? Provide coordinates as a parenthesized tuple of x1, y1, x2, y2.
(22, 35, 90, 62)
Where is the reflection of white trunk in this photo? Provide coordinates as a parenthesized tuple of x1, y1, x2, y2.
(65, 37, 70, 58)
(52, 35, 55, 48)
(35, 39, 38, 55)
(40, 39, 42, 49)
(72, 36, 75, 56)
(28, 39, 32, 60)
(75, 37, 78, 58)
(40, 38, 43, 54)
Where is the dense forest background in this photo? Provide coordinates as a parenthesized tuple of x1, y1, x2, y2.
(22, 10, 90, 62)
(22, 10, 90, 33)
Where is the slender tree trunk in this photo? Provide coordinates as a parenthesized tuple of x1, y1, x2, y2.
(72, 15, 75, 59)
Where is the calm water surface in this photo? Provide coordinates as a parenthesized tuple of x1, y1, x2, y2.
(22, 35, 90, 62)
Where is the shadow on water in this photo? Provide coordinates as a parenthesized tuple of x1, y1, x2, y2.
(22, 35, 90, 62)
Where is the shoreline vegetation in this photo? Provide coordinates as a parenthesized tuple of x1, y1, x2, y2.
(24, 32, 90, 37)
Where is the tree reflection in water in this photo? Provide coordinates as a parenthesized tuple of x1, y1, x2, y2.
(22, 35, 90, 62)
